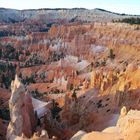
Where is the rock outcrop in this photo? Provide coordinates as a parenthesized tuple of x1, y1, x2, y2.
(71, 107, 140, 140)
(7, 75, 36, 140)
(120, 106, 127, 117)
(117, 109, 140, 140)
(90, 68, 118, 92)
(70, 130, 87, 140)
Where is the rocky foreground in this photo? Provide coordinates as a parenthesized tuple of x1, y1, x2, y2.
(71, 107, 140, 140)
(5, 75, 140, 140)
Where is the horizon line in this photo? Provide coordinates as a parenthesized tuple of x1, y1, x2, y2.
(0, 7, 140, 16)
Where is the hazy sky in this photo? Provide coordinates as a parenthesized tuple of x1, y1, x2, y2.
(0, 0, 140, 15)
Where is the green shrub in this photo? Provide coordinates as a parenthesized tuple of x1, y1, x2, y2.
(0, 108, 10, 120)
(51, 100, 62, 120)
(115, 17, 140, 25)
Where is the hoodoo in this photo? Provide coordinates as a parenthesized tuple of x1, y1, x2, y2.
(7, 75, 36, 139)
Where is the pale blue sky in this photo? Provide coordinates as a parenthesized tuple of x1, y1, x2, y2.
(0, 0, 140, 15)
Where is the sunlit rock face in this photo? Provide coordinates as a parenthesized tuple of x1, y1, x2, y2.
(71, 107, 140, 140)
(70, 130, 87, 140)
(90, 68, 118, 92)
(7, 75, 36, 140)
(117, 109, 140, 140)
(89, 65, 140, 110)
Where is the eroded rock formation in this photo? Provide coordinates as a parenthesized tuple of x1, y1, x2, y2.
(7, 75, 36, 140)
(71, 107, 140, 140)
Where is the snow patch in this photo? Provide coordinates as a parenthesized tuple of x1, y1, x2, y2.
(75, 60, 90, 71)
(32, 98, 51, 118)
(91, 45, 108, 53)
